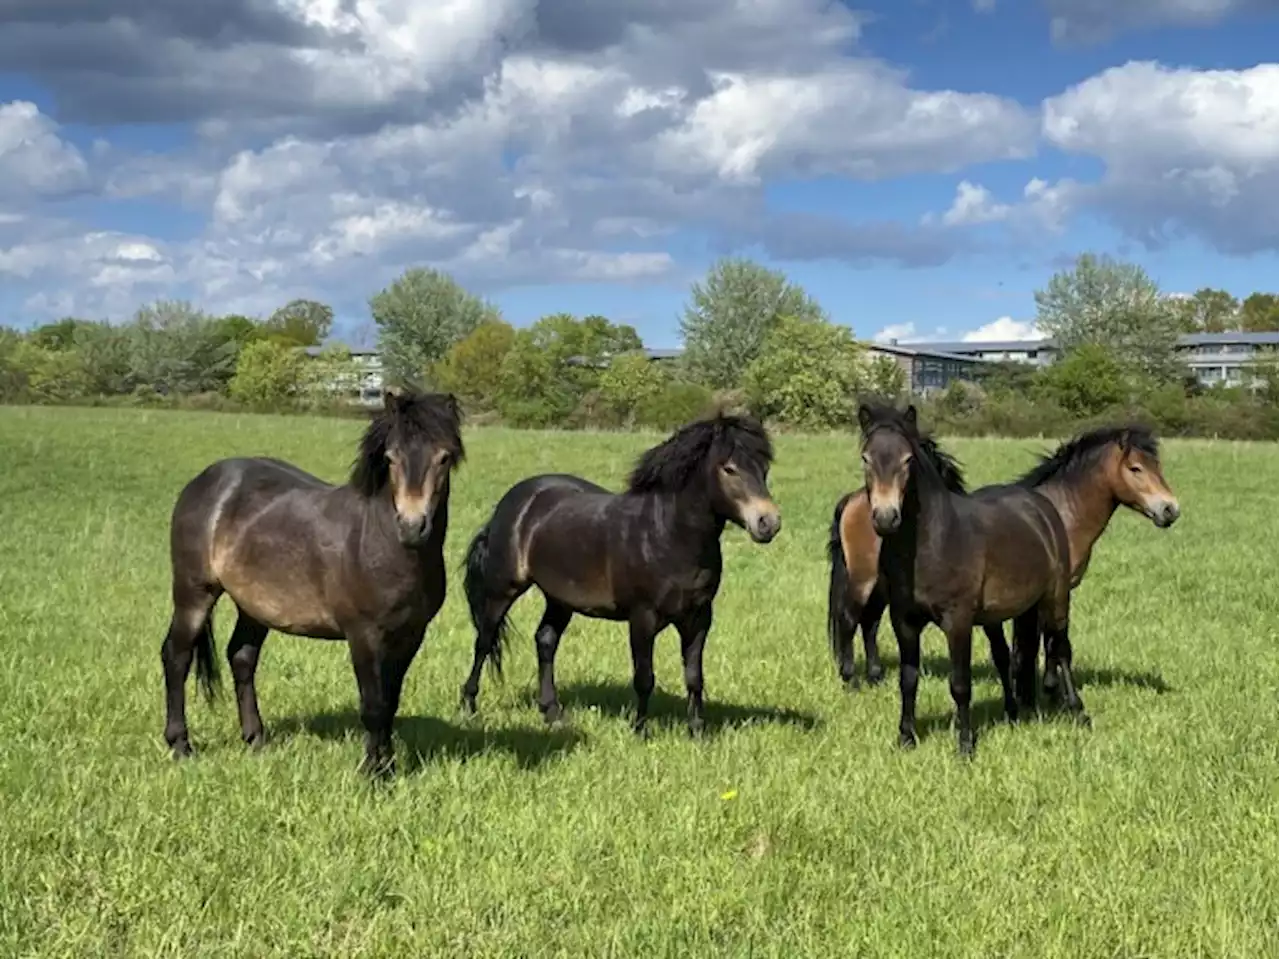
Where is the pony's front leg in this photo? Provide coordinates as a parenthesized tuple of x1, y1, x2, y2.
(942, 614, 976, 758)
(676, 605, 713, 738)
(889, 605, 922, 749)
(349, 628, 422, 778)
(984, 623, 1017, 723)
(534, 600, 572, 724)
(627, 611, 660, 738)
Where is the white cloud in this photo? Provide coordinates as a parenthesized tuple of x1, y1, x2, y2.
(962, 317, 1044, 342)
(938, 181, 1011, 227)
(0, 101, 89, 200)
(873, 322, 919, 343)
(1041, 60, 1278, 253)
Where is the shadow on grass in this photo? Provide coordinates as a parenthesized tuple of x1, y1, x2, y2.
(272, 710, 585, 775)
(849, 651, 1173, 696)
(555, 681, 822, 736)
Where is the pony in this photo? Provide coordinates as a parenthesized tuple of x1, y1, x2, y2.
(829, 423, 1180, 706)
(857, 402, 1078, 757)
(159, 389, 464, 777)
(459, 413, 781, 737)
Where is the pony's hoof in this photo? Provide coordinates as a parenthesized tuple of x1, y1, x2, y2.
(898, 730, 917, 750)
(168, 736, 194, 761)
(459, 692, 477, 717)
(243, 732, 267, 751)
(1072, 711, 1092, 729)
(687, 719, 705, 740)
(632, 721, 651, 741)
(541, 703, 564, 726)
(867, 668, 886, 686)
(958, 735, 977, 759)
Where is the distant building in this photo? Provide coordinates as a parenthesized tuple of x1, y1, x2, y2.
(916, 331, 1279, 387)
(863, 340, 985, 394)
(1177, 331, 1278, 388)
(301, 345, 383, 406)
(915, 339, 1057, 367)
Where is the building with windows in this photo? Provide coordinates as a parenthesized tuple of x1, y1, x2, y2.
(302, 345, 384, 406)
(916, 331, 1278, 387)
(862, 341, 985, 394)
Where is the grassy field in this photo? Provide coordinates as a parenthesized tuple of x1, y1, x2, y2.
(0, 406, 1276, 958)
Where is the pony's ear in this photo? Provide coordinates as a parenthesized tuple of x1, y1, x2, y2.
(904, 404, 918, 428)
(383, 386, 406, 410)
(441, 392, 461, 422)
(1118, 428, 1133, 453)
(856, 404, 873, 432)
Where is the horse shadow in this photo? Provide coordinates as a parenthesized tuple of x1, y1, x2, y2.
(864, 652, 1173, 696)
(272, 710, 585, 775)
(555, 681, 822, 736)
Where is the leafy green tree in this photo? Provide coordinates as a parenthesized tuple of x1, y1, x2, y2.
(1034, 253, 1185, 384)
(229, 339, 308, 407)
(213, 314, 267, 350)
(863, 354, 908, 398)
(1240, 292, 1279, 332)
(679, 258, 827, 389)
(432, 319, 516, 412)
(71, 321, 133, 395)
(1034, 344, 1128, 416)
(3, 339, 88, 400)
(371, 268, 500, 385)
(29, 317, 98, 352)
(742, 315, 866, 430)
(126, 300, 239, 394)
(300, 343, 364, 407)
(1171, 288, 1239, 333)
(496, 313, 643, 427)
(599, 351, 670, 426)
(263, 299, 333, 347)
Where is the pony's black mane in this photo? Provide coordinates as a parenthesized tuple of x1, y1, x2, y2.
(1016, 424, 1158, 489)
(351, 391, 465, 497)
(627, 413, 773, 494)
(859, 403, 966, 494)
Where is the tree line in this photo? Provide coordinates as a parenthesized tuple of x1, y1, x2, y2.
(1, 254, 1276, 440)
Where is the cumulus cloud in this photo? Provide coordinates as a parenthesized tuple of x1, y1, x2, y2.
(1042, 60, 1279, 253)
(0, 101, 89, 200)
(1, 0, 1046, 320)
(961, 317, 1044, 341)
(1045, 0, 1274, 44)
(873, 323, 919, 343)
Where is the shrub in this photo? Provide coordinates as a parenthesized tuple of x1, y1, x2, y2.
(228, 340, 308, 408)
(743, 315, 865, 430)
(635, 382, 715, 432)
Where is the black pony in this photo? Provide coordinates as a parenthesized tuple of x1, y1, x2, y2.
(160, 389, 464, 776)
(459, 413, 781, 737)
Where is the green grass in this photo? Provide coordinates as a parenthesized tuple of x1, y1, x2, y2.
(1, 406, 1276, 959)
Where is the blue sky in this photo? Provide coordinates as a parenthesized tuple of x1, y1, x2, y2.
(0, 0, 1275, 348)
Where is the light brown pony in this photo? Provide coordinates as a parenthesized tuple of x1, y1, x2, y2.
(160, 389, 464, 776)
(828, 423, 1180, 703)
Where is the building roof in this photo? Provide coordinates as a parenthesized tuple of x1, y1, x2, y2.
(301, 344, 380, 357)
(865, 342, 984, 363)
(1177, 331, 1279, 346)
(916, 339, 1054, 354)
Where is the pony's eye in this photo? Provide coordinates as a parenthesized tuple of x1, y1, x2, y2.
(722, 462, 739, 476)
(1128, 465, 1143, 474)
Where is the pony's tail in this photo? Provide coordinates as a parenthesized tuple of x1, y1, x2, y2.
(193, 609, 220, 703)
(826, 493, 857, 667)
(463, 521, 509, 680)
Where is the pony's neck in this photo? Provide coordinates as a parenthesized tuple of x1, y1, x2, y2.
(647, 484, 726, 545)
(1034, 467, 1118, 575)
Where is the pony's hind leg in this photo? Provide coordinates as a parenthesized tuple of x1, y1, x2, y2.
(1044, 625, 1090, 727)
(161, 583, 220, 759)
(889, 607, 923, 749)
(534, 600, 573, 723)
(227, 609, 269, 748)
(628, 610, 660, 738)
(1011, 610, 1040, 714)
(943, 617, 977, 758)
(984, 623, 1017, 723)
(860, 588, 888, 686)
(460, 591, 522, 715)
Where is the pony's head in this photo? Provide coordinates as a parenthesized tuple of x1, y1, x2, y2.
(856, 402, 922, 536)
(1020, 424, 1180, 529)
(627, 412, 781, 543)
(352, 389, 465, 547)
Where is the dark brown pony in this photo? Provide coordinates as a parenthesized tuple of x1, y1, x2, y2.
(459, 413, 781, 737)
(827, 435, 967, 688)
(858, 402, 1077, 756)
(160, 389, 464, 776)
(830, 423, 1180, 703)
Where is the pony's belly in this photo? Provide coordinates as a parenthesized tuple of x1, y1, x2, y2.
(220, 575, 341, 638)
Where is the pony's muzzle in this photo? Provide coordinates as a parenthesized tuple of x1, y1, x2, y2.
(871, 506, 901, 535)
(1151, 500, 1180, 528)
(398, 515, 432, 546)
(749, 511, 781, 544)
